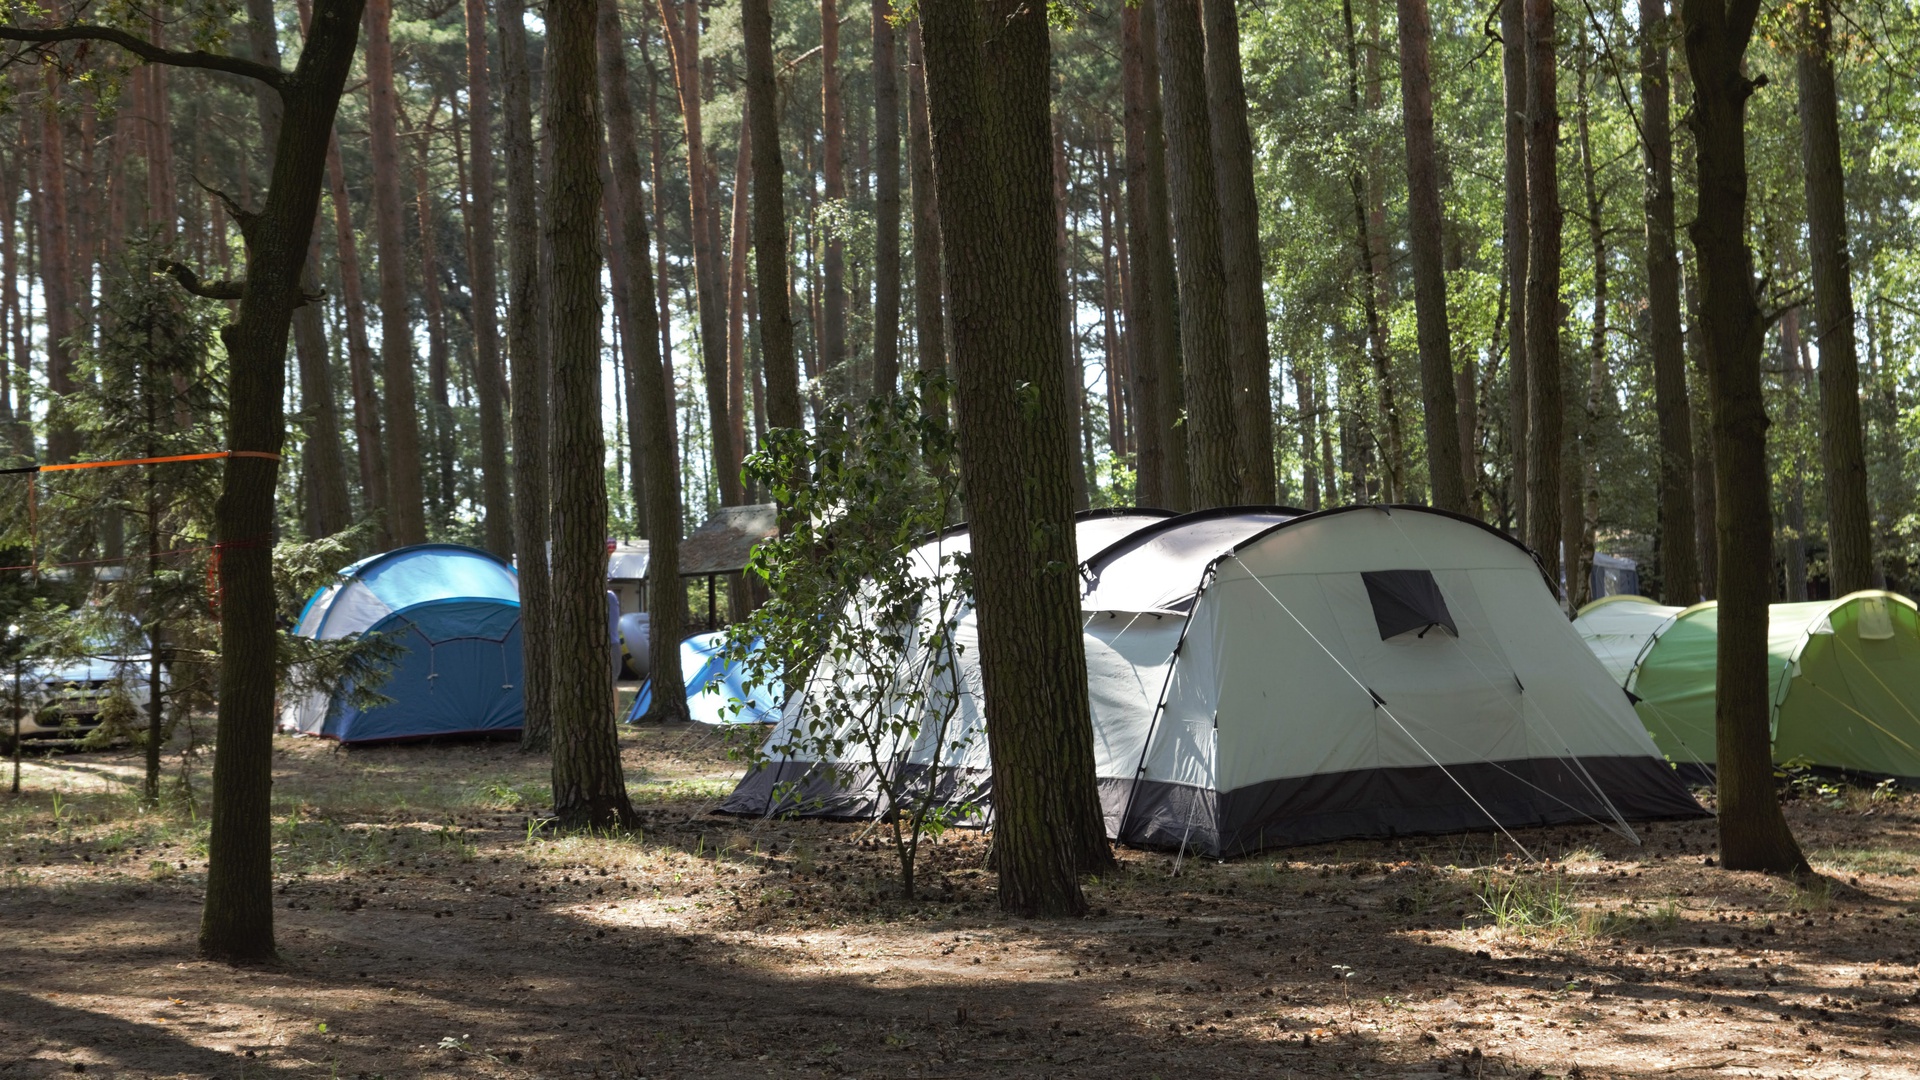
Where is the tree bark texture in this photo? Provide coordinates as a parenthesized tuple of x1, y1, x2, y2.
(600, 0, 689, 722)
(919, 0, 1112, 916)
(905, 24, 947, 431)
(1522, 0, 1562, 584)
(1118, 4, 1165, 508)
(465, 0, 514, 557)
(1201, 0, 1275, 505)
(871, 0, 903, 397)
(1640, 0, 1698, 604)
(1155, 0, 1236, 510)
(743, 0, 803, 436)
(499, 0, 555, 751)
(1396, 0, 1467, 514)
(364, 0, 426, 545)
(1797, 0, 1873, 595)
(1680, 0, 1809, 875)
(545, 0, 638, 829)
(191, 0, 366, 962)
(1501, 0, 1529, 534)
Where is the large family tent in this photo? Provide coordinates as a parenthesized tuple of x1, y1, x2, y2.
(724, 505, 1704, 854)
(626, 631, 784, 725)
(282, 544, 526, 743)
(1573, 591, 1920, 783)
(721, 508, 1178, 818)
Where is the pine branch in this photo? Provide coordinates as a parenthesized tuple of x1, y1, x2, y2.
(157, 261, 245, 302)
(0, 23, 286, 92)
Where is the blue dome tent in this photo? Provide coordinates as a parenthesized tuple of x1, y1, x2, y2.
(282, 544, 526, 743)
(627, 631, 783, 726)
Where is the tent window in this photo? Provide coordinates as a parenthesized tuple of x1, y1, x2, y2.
(1858, 597, 1895, 641)
(1362, 570, 1457, 641)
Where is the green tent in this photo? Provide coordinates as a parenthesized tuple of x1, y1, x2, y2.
(1572, 591, 1920, 783)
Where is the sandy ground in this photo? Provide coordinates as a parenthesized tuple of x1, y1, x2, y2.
(2, 727, 1917, 1079)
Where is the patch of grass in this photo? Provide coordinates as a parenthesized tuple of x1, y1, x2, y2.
(1811, 846, 1920, 878)
(628, 777, 735, 806)
(473, 778, 551, 811)
(1785, 876, 1834, 912)
(1475, 871, 1614, 939)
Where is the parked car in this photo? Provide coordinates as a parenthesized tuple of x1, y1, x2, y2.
(1, 639, 162, 749)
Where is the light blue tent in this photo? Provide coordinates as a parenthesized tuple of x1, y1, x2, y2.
(282, 544, 526, 743)
(627, 631, 783, 725)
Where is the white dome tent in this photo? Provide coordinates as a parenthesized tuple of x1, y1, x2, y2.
(723, 505, 1705, 855)
(720, 508, 1176, 818)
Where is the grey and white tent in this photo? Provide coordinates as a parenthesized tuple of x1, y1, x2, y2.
(720, 508, 1176, 819)
(723, 505, 1705, 855)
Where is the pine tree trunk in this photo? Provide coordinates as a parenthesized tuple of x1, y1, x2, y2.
(1454, 236, 1480, 512)
(1155, 0, 1236, 510)
(726, 122, 751, 472)
(1396, 0, 1466, 514)
(499, 0, 555, 751)
(1502, 0, 1529, 534)
(1097, 137, 1126, 462)
(1640, 0, 1698, 604)
(1201, 0, 1275, 505)
(1296, 362, 1322, 510)
(904, 24, 947, 433)
(1686, 259, 1719, 599)
(919, 0, 1112, 916)
(1797, 0, 1872, 594)
(294, 246, 353, 538)
(642, 26, 676, 403)
(546, 0, 638, 829)
(871, 0, 903, 398)
(1781, 309, 1810, 601)
(187, 0, 367, 963)
(1522, 0, 1562, 583)
(1118, 4, 1165, 508)
(365, 0, 427, 544)
(1132, 0, 1188, 509)
(255, 0, 353, 539)
(1568, 31, 1603, 608)
(38, 74, 76, 464)
(413, 106, 457, 521)
(1053, 123, 1090, 509)
(465, 0, 514, 557)
(813, 0, 846, 395)
(658, 0, 741, 506)
(325, 130, 389, 533)
(1680, 0, 1808, 875)
(600, 0, 689, 719)
(601, 102, 647, 530)
(743, 0, 803, 436)
(1341, 0, 1401, 503)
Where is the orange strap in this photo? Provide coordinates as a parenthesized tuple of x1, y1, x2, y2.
(36, 449, 281, 473)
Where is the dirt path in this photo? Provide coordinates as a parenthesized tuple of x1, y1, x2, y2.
(2, 730, 1917, 1078)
